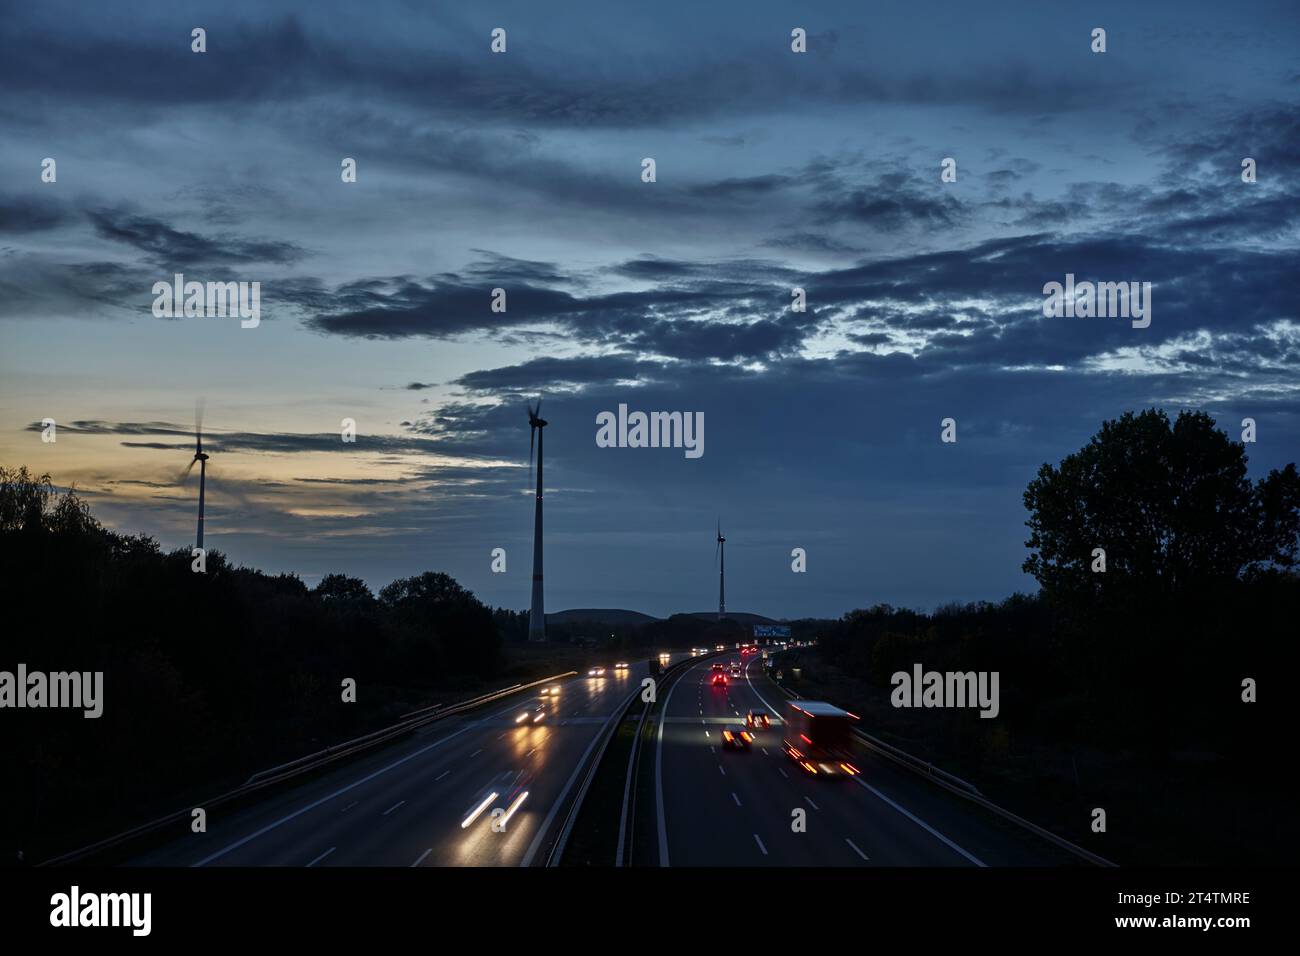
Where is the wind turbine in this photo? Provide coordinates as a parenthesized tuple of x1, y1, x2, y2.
(180, 401, 209, 550)
(527, 400, 548, 642)
(716, 520, 726, 621)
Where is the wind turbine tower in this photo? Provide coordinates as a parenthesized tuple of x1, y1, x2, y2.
(527, 400, 548, 641)
(181, 403, 209, 550)
(716, 521, 726, 620)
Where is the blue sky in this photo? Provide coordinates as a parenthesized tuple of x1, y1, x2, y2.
(1, 0, 1297, 617)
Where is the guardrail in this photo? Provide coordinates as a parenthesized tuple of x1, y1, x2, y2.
(766, 661, 1115, 867)
(616, 652, 711, 865)
(41, 670, 577, 867)
(545, 651, 718, 867)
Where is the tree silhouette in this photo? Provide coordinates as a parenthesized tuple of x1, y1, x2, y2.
(1023, 409, 1300, 604)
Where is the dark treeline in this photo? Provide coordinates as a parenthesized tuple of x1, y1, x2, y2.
(809, 410, 1299, 760)
(0, 465, 508, 862)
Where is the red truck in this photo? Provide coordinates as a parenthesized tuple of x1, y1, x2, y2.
(782, 701, 860, 777)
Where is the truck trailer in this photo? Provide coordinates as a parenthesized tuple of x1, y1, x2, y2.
(782, 700, 860, 777)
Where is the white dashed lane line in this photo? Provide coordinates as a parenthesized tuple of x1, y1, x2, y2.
(382, 800, 405, 816)
(340, 801, 357, 813)
(846, 838, 869, 861)
(718, 765, 726, 776)
(754, 834, 768, 856)
(410, 848, 433, 867)
(305, 847, 335, 867)
(777, 767, 788, 778)
(732, 792, 742, 807)
(804, 796, 820, 811)
(435, 770, 450, 782)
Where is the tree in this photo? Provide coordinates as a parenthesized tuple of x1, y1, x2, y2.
(379, 571, 501, 676)
(1023, 409, 1300, 603)
(313, 573, 376, 606)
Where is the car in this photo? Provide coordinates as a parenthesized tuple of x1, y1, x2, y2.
(729, 662, 741, 677)
(614, 661, 629, 670)
(715, 644, 725, 652)
(721, 726, 754, 750)
(746, 709, 770, 729)
(711, 672, 727, 686)
(588, 666, 606, 677)
(539, 685, 561, 697)
(516, 704, 546, 724)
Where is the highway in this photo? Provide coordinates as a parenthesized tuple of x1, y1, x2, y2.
(656, 654, 1070, 866)
(130, 659, 664, 867)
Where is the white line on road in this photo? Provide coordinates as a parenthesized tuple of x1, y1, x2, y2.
(754, 834, 768, 856)
(470, 749, 482, 758)
(845, 838, 869, 861)
(410, 848, 433, 867)
(804, 796, 820, 811)
(853, 778, 986, 867)
(435, 770, 450, 781)
(718, 765, 726, 776)
(305, 847, 335, 867)
(382, 800, 405, 816)
(761, 747, 769, 756)
(777, 767, 788, 778)
(340, 801, 357, 813)
(732, 792, 742, 807)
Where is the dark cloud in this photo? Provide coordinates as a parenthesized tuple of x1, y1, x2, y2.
(88, 209, 304, 266)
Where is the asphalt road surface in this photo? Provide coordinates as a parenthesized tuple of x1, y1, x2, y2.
(131, 658, 666, 867)
(656, 654, 1070, 866)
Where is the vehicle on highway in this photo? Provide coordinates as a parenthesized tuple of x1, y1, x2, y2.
(721, 726, 754, 750)
(715, 644, 725, 652)
(588, 666, 607, 677)
(516, 704, 546, 724)
(729, 661, 741, 677)
(539, 685, 561, 697)
(782, 701, 859, 777)
(745, 709, 770, 729)
(711, 671, 727, 687)
(614, 661, 629, 671)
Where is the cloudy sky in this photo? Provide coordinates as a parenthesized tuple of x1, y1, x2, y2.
(1, 0, 1297, 618)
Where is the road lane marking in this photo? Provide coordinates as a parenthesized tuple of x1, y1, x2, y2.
(777, 767, 788, 778)
(470, 749, 482, 757)
(732, 792, 742, 807)
(846, 838, 869, 861)
(704, 730, 709, 738)
(853, 778, 986, 867)
(411, 848, 433, 867)
(761, 747, 769, 756)
(754, 834, 768, 856)
(804, 796, 820, 811)
(718, 765, 726, 776)
(305, 847, 335, 867)
(340, 801, 358, 813)
(382, 800, 405, 816)
(435, 770, 450, 781)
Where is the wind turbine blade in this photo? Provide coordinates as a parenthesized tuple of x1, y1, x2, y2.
(179, 458, 197, 483)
